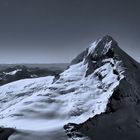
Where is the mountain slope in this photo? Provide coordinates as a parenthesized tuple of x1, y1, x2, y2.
(0, 35, 139, 140)
(64, 36, 140, 140)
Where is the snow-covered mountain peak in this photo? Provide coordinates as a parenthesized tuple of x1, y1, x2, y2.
(71, 35, 119, 66)
(88, 35, 116, 55)
(65, 37, 140, 140)
(0, 36, 126, 140)
(70, 35, 124, 79)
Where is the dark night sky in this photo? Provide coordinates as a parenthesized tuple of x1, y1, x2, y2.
(0, 0, 140, 63)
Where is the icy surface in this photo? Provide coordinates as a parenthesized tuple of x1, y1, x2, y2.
(3, 69, 22, 75)
(0, 40, 124, 140)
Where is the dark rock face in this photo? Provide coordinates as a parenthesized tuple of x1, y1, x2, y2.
(0, 127, 15, 140)
(64, 35, 140, 140)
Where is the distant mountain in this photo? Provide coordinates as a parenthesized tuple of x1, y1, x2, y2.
(0, 35, 139, 140)
(0, 64, 67, 86)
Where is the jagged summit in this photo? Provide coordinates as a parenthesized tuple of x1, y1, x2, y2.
(71, 35, 125, 77)
(99, 35, 116, 43)
(88, 35, 118, 55)
(71, 35, 139, 77)
(71, 35, 118, 65)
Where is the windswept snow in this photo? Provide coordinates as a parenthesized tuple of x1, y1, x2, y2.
(0, 76, 54, 113)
